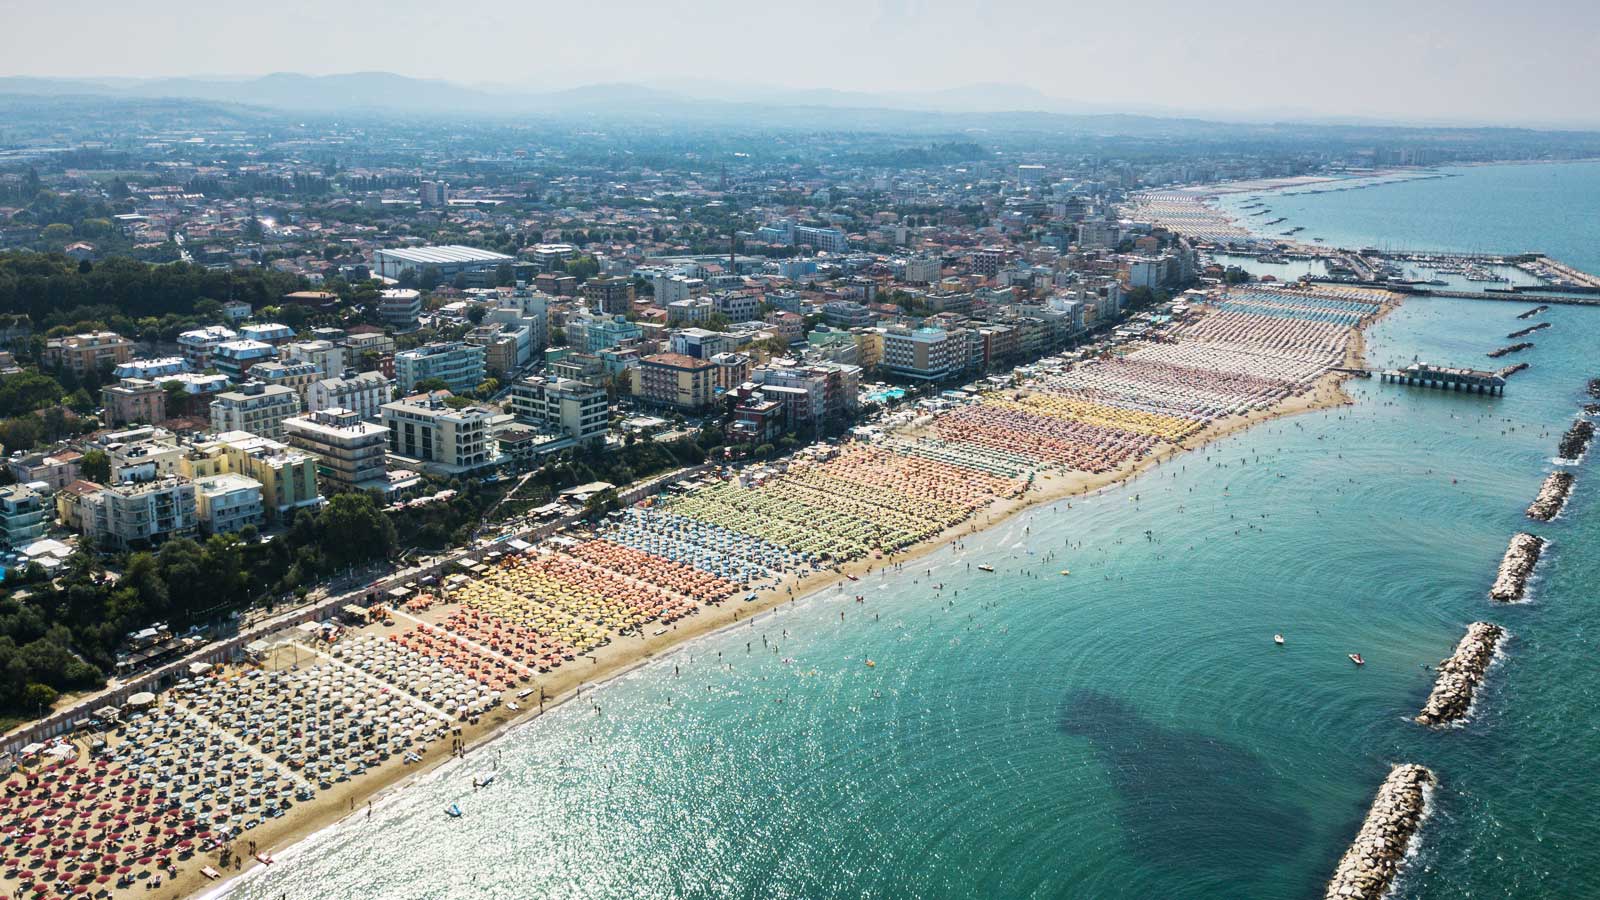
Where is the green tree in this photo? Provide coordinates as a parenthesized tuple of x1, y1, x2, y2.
(0, 372, 64, 418)
(317, 493, 397, 568)
(79, 449, 110, 483)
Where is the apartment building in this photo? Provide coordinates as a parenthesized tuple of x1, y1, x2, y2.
(183, 432, 321, 520)
(306, 371, 393, 419)
(394, 342, 486, 394)
(192, 473, 265, 535)
(635, 353, 718, 412)
(247, 361, 321, 405)
(210, 340, 278, 379)
(381, 392, 500, 474)
(209, 383, 302, 440)
(177, 326, 238, 370)
(280, 340, 347, 377)
(378, 288, 423, 330)
(508, 377, 608, 444)
(71, 477, 198, 550)
(101, 378, 168, 426)
(283, 408, 390, 493)
(0, 485, 47, 549)
(580, 275, 635, 315)
(43, 331, 133, 375)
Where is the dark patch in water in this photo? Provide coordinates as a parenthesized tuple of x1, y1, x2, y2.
(1060, 690, 1313, 891)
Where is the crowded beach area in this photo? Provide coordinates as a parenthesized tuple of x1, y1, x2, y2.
(1, 282, 1395, 900)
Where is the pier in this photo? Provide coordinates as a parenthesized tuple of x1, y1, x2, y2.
(1380, 363, 1506, 395)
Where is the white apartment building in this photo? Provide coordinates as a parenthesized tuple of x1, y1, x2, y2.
(77, 477, 198, 550)
(283, 408, 390, 493)
(508, 377, 608, 444)
(307, 371, 393, 419)
(381, 392, 500, 474)
(393, 342, 486, 394)
(280, 340, 347, 378)
(209, 383, 302, 440)
(378, 288, 423, 330)
(176, 326, 237, 370)
(192, 473, 265, 534)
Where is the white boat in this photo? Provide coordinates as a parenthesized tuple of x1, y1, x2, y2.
(1273, 634, 1284, 645)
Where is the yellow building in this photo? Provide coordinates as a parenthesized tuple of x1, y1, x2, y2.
(181, 431, 321, 520)
(852, 329, 884, 372)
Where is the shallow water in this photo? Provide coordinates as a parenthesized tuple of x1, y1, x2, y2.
(1216, 160, 1600, 273)
(216, 297, 1599, 900)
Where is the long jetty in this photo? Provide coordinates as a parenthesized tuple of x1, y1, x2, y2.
(1527, 472, 1576, 521)
(1380, 363, 1506, 395)
(1324, 764, 1435, 900)
(1490, 533, 1545, 602)
(1416, 623, 1505, 727)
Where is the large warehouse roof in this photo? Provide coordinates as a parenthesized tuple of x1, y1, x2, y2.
(374, 245, 513, 265)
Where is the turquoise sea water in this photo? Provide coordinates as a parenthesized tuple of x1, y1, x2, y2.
(1216, 160, 1600, 273)
(218, 173, 1600, 900)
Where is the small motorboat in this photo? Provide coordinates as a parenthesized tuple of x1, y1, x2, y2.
(1060, 570, 1071, 576)
(865, 659, 876, 668)
(846, 574, 860, 582)
(445, 803, 463, 818)
(1273, 634, 1284, 646)
(977, 565, 995, 573)
(1348, 654, 1365, 666)
(474, 775, 496, 789)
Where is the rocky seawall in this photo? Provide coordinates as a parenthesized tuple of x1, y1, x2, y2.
(1557, 419, 1594, 459)
(1526, 471, 1576, 521)
(1515, 304, 1548, 320)
(1415, 622, 1505, 726)
(1324, 764, 1434, 900)
(1498, 362, 1530, 379)
(1490, 532, 1545, 602)
(1506, 322, 1550, 339)
(1487, 342, 1533, 359)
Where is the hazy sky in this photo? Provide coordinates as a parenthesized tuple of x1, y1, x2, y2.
(4, 0, 1598, 125)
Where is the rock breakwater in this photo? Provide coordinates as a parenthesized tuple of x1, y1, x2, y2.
(1506, 322, 1550, 339)
(1415, 622, 1505, 726)
(1515, 304, 1548, 320)
(1557, 419, 1595, 460)
(1486, 342, 1533, 359)
(1526, 471, 1575, 521)
(1490, 532, 1544, 602)
(1324, 764, 1434, 900)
